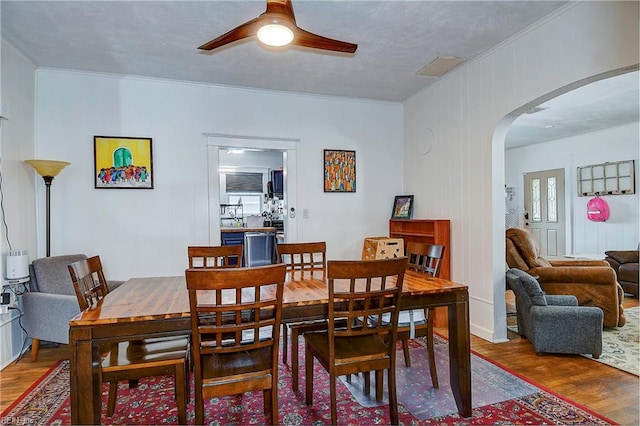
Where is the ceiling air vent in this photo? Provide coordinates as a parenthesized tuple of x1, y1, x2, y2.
(417, 56, 466, 77)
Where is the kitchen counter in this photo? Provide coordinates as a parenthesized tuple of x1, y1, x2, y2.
(221, 227, 276, 233)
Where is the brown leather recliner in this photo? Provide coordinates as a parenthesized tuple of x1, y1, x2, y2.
(605, 246, 639, 297)
(506, 227, 625, 328)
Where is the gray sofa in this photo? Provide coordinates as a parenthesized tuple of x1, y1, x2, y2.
(23, 254, 123, 361)
(506, 268, 603, 358)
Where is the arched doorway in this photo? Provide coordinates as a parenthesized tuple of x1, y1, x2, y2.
(494, 65, 639, 340)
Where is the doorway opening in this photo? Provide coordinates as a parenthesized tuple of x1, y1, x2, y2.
(206, 133, 299, 246)
(219, 147, 286, 240)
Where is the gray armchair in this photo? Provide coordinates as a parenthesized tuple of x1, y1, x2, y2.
(23, 254, 123, 361)
(506, 268, 603, 358)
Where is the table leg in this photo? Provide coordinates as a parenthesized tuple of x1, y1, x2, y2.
(70, 327, 101, 425)
(447, 296, 472, 417)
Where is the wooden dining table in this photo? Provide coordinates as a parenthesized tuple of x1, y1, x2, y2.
(69, 268, 471, 424)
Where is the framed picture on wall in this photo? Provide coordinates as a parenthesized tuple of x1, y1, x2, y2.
(391, 195, 414, 219)
(324, 149, 356, 192)
(94, 136, 154, 189)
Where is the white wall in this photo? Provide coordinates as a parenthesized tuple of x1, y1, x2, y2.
(403, 1, 639, 342)
(506, 122, 640, 255)
(1, 40, 37, 368)
(34, 71, 404, 280)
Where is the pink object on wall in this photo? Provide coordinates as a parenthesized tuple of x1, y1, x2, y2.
(587, 196, 610, 222)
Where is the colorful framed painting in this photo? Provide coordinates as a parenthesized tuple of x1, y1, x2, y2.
(391, 195, 414, 219)
(94, 136, 154, 189)
(324, 149, 356, 192)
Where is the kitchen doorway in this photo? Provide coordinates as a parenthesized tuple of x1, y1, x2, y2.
(206, 134, 299, 245)
(219, 148, 285, 238)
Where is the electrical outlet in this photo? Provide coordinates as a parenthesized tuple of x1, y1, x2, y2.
(0, 289, 18, 310)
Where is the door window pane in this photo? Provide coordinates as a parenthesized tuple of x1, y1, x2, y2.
(531, 178, 541, 222)
(547, 177, 557, 222)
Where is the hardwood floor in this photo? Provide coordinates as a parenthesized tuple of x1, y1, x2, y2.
(1, 297, 638, 424)
(471, 294, 639, 425)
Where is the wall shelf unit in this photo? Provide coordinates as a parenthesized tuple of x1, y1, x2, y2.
(220, 203, 243, 228)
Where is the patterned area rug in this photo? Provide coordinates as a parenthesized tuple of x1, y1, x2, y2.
(2, 338, 614, 425)
(508, 306, 639, 376)
(343, 336, 541, 419)
(591, 306, 640, 375)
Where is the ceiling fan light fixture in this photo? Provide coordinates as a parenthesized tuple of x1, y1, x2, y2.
(257, 22, 294, 47)
(198, 0, 356, 53)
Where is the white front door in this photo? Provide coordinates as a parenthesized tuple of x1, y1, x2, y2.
(523, 168, 565, 258)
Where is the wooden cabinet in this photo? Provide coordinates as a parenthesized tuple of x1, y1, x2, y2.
(389, 219, 451, 326)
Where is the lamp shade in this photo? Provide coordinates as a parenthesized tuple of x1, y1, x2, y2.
(24, 160, 70, 177)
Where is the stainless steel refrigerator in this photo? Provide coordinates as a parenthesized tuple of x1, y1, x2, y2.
(244, 231, 277, 267)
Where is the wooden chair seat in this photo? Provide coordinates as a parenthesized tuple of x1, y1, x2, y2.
(200, 345, 273, 388)
(102, 338, 189, 369)
(305, 332, 390, 363)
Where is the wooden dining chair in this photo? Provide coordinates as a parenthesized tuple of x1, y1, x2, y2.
(276, 241, 331, 391)
(188, 245, 243, 268)
(304, 257, 408, 425)
(185, 264, 286, 425)
(277, 241, 327, 271)
(70, 255, 110, 311)
(68, 256, 190, 423)
(397, 242, 445, 388)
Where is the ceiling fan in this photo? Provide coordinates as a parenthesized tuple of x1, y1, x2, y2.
(198, 0, 357, 53)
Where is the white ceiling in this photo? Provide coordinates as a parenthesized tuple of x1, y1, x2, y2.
(2, 0, 638, 147)
(506, 69, 639, 148)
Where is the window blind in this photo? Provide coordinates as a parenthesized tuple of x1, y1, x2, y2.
(226, 172, 263, 193)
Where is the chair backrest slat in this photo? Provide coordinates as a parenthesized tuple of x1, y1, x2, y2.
(327, 257, 407, 340)
(188, 245, 243, 268)
(68, 255, 109, 311)
(406, 242, 444, 277)
(186, 264, 286, 359)
(277, 241, 326, 271)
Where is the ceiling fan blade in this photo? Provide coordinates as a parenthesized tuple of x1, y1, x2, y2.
(198, 18, 260, 51)
(292, 27, 357, 53)
(265, 0, 296, 21)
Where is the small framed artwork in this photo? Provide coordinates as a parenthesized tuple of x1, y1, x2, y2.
(391, 195, 414, 219)
(324, 149, 356, 192)
(94, 136, 153, 189)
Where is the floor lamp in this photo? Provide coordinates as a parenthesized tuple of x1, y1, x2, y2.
(24, 160, 70, 257)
